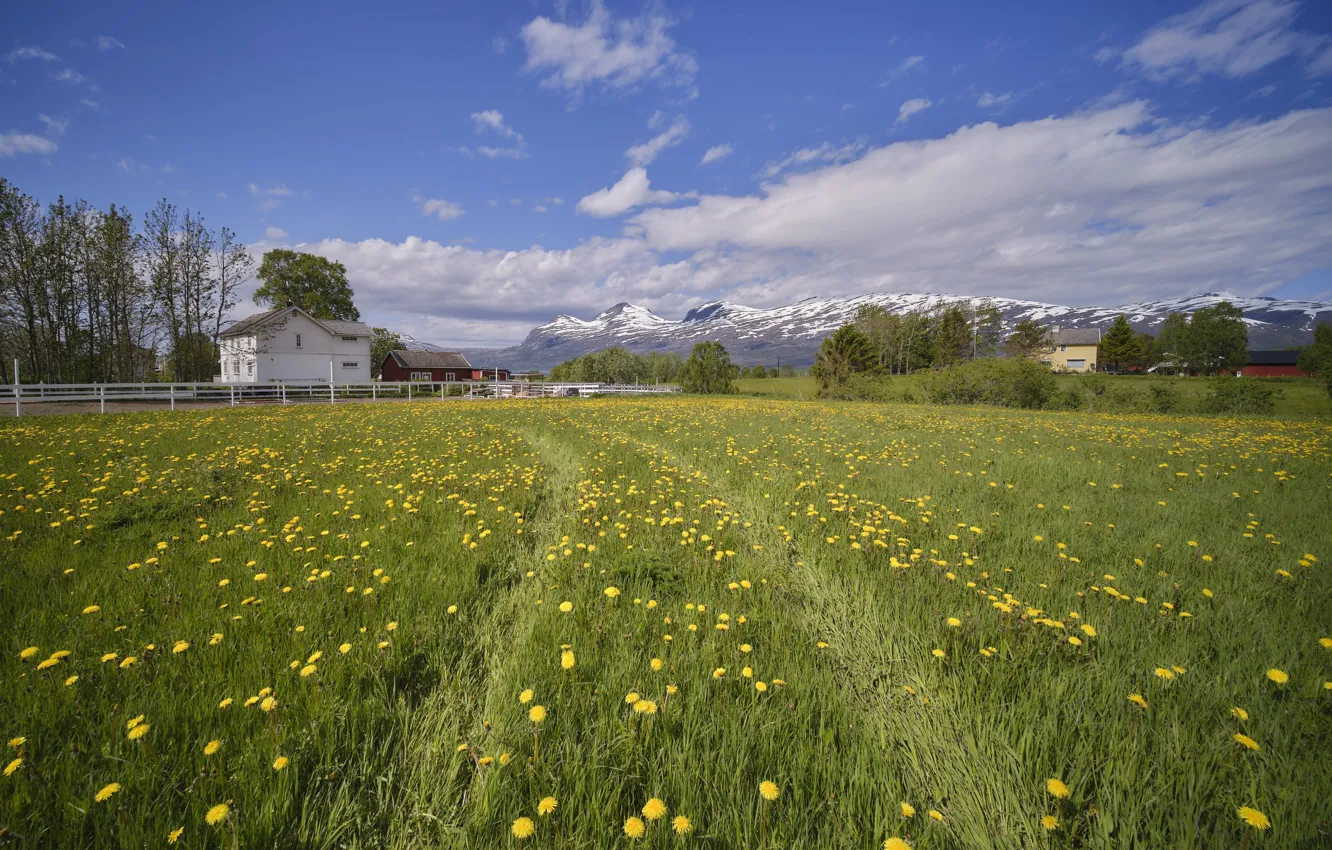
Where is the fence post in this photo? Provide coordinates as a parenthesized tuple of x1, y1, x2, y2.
(408, 382, 412, 402)
(169, 385, 175, 411)
(281, 383, 287, 405)
(100, 384, 105, 414)
(13, 359, 20, 418)
(372, 382, 376, 402)
(330, 381, 335, 404)
(230, 384, 235, 407)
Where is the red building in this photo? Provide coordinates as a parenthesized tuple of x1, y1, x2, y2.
(1240, 350, 1308, 377)
(469, 367, 511, 381)
(380, 350, 472, 381)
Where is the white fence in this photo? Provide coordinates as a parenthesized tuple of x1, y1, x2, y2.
(0, 380, 680, 416)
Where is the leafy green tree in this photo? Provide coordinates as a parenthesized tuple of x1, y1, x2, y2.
(1099, 314, 1139, 371)
(967, 300, 1005, 358)
(1132, 332, 1156, 369)
(931, 306, 972, 366)
(370, 328, 403, 379)
(778, 363, 796, 378)
(1004, 319, 1051, 360)
(253, 249, 360, 320)
(812, 325, 877, 392)
(1154, 312, 1189, 373)
(1186, 301, 1248, 375)
(1297, 322, 1332, 397)
(679, 341, 738, 394)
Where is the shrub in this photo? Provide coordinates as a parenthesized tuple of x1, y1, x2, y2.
(1149, 383, 1181, 413)
(817, 374, 897, 402)
(924, 358, 1056, 409)
(1201, 378, 1280, 415)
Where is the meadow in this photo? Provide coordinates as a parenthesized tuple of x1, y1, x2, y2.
(2, 398, 1330, 849)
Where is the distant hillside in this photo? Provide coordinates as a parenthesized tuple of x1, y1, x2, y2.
(434, 291, 1332, 371)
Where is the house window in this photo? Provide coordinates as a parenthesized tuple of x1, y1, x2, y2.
(342, 336, 358, 342)
(295, 333, 302, 348)
(247, 362, 254, 376)
(342, 361, 359, 369)
(1060, 344, 1067, 352)
(445, 372, 455, 381)
(1067, 359, 1086, 370)
(411, 371, 431, 381)
(232, 359, 240, 373)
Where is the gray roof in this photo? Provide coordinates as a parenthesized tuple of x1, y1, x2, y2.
(1047, 328, 1102, 346)
(220, 306, 369, 338)
(388, 350, 472, 369)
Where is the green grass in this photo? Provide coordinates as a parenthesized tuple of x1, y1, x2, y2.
(738, 373, 1332, 417)
(2, 399, 1330, 848)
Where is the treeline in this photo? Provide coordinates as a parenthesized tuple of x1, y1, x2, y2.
(548, 347, 684, 384)
(547, 341, 740, 394)
(0, 177, 253, 384)
(813, 300, 1254, 398)
(738, 363, 797, 378)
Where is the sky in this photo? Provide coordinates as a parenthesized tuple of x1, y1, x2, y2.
(4, 0, 1332, 348)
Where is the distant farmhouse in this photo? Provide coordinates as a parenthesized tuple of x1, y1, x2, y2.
(1041, 326, 1101, 373)
(380, 350, 510, 382)
(1240, 350, 1308, 377)
(219, 305, 371, 382)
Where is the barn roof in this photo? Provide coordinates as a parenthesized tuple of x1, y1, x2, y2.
(1246, 350, 1302, 365)
(388, 350, 472, 369)
(220, 305, 370, 338)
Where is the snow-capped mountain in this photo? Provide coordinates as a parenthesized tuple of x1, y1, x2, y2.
(452, 292, 1331, 371)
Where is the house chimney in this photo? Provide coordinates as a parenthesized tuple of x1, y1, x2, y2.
(285, 300, 294, 308)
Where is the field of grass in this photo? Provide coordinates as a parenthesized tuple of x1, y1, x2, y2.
(3, 398, 1331, 849)
(738, 373, 1332, 417)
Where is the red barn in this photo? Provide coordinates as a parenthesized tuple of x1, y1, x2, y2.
(469, 367, 511, 381)
(1240, 350, 1308, 377)
(380, 350, 471, 381)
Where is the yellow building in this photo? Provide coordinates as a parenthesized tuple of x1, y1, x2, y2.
(1041, 327, 1101, 372)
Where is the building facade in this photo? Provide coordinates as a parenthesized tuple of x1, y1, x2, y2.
(380, 350, 472, 382)
(1240, 350, 1307, 377)
(1041, 327, 1101, 372)
(218, 306, 371, 382)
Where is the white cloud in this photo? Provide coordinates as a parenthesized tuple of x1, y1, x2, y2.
(492, 37, 509, 54)
(487, 199, 500, 207)
(626, 103, 1332, 307)
(51, 68, 86, 85)
(533, 205, 549, 213)
(216, 192, 229, 199)
(1121, 0, 1329, 80)
(1310, 44, 1332, 75)
(470, 109, 528, 159)
(80, 98, 99, 109)
(7, 46, 60, 63)
(94, 36, 125, 50)
(418, 197, 465, 221)
(38, 114, 69, 136)
(248, 182, 294, 211)
(700, 144, 733, 165)
(898, 98, 933, 123)
(576, 168, 686, 217)
(264, 226, 288, 240)
(879, 55, 925, 86)
(761, 140, 866, 178)
(626, 115, 689, 166)
(252, 104, 1332, 347)
(977, 91, 1012, 108)
(471, 110, 522, 141)
(0, 132, 58, 158)
(841, 103, 857, 115)
(520, 0, 697, 97)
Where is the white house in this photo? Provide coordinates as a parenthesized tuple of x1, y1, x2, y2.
(218, 305, 371, 383)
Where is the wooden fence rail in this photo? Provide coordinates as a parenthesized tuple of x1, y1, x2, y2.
(1, 380, 680, 416)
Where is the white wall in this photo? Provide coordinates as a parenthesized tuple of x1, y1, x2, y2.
(217, 310, 370, 382)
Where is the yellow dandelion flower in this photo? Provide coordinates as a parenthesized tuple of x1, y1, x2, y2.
(623, 816, 645, 839)
(1128, 693, 1148, 709)
(205, 802, 231, 826)
(94, 782, 121, 802)
(672, 815, 692, 834)
(885, 838, 912, 850)
(1041, 815, 1059, 831)
(172, 640, 189, 654)
(632, 699, 658, 715)
(204, 740, 222, 756)
(218, 698, 233, 709)
(1046, 778, 1069, 799)
(1153, 667, 1174, 680)
(167, 827, 184, 844)
(511, 816, 535, 839)
(82, 605, 101, 615)
(538, 796, 558, 816)
(928, 809, 943, 821)
(19, 647, 39, 660)
(900, 801, 915, 818)
(642, 797, 667, 821)
(1231, 706, 1249, 721)
(338, 643, 352, 654)
(713, 667, 726, 679)
(561, 650, 575, 670)
(8, 737, 26, 748)
(1237, 806, 1270, 830)
(64, 674, 78, 687)
(519, 688, 534, 704)
(273, 756, 289, 770)
(1266, 668, 1288, 684)
(300, 664, 317, 677)
(1233, 734, 1260, 751)
(127, 723, 150, 741)
(3, 757, 21, 776)
(559, 601, 573, 613)
(528, 705, 547, 723)
(260, 696, 277, 712)
(651, 657, 664, 671)
(759, 780, 779, 801)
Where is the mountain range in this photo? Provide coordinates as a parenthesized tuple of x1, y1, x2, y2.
(406, 292, 1332, 372)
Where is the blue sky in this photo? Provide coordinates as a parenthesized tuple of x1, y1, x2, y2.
(4, 0, 1332, 346)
